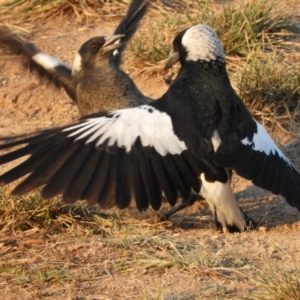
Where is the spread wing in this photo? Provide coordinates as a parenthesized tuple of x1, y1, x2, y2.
(0, 27, 76, 102)
(0, 105, 201, 211)
(215, 119, 300, 210)
(110, 0, 149, 67)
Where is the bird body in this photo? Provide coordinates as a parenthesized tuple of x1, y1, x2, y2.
(73, 54, 151, 115)
(164, 24, 300, 231)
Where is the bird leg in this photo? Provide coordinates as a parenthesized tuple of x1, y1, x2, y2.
(162, 191, 203, 219)
(240, 208, 258, 231)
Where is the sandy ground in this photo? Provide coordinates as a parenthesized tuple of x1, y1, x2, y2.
(0, 13, 300, 300)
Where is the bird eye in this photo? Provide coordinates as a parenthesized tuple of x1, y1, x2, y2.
(91, 43, 99, 51)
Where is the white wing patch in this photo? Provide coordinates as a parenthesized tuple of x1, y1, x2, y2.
(241, 120, 291, 165)
(32, 53, 67, 70)
(72, 53, 82, 75)
(63, 105, 187, 156)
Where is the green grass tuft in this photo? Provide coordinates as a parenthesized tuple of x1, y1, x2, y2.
(238, 51, 300, 116)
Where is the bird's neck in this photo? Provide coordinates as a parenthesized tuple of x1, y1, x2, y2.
(185, 59, 227, 80)
(169, 60, 229, 98)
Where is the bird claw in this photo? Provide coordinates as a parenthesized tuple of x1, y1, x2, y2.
(162, 192, 203, 219)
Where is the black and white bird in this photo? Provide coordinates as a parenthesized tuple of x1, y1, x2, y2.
(0, 0, 151, 115)
(1, 24, 300, 233)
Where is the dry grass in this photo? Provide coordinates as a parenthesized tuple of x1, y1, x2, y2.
(129, 0, 300, 64)
(0, 0, 300, 299)
(0, 0, 132, 24)
(1, 220, 300, 298)
(244, 245, 300, 300)
(0, 185, 125, 236)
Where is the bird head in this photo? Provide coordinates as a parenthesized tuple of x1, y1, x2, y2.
(164, 24, 225, 70)
(72, 34, 125, 75)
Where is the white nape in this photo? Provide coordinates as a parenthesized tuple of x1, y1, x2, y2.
(72, 53, 82, 75)
(182, 24, 225, 62)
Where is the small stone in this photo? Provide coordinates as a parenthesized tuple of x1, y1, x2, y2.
(11, 94, 19, 103)
(258, 226, 267, 232)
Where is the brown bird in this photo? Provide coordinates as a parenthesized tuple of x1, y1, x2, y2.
(0, 0, 151, 115)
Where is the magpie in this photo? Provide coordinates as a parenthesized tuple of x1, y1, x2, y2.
(0, 0, 151, 114)
(1, 24, 300, 233)
(163, 24, 300, 231)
